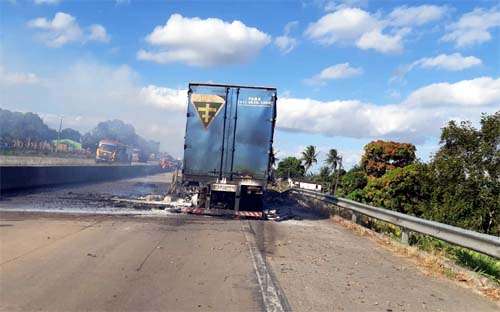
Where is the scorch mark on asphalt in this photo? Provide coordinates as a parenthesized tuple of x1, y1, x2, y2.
(241, 220, 289, 312)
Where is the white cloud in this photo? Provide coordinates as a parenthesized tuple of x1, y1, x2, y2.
(305, 5, 445, 54)
(387, 5, 447, 26)
(305, 63, 363, 85)
(27, 12, 110, 47)
(0, 67, 42, 85)
(88, 24, 111, 43)
(274, 21, 299, 54)
(323, 0, 369, 11)
(115, 0, 130, 5)
(414, 53, 481, 71)
(139, 85, 187, 112)
(305, 8, 376, 45)
(404, 77, 500, 107)
(392, 53, 482, 81)
(442, 6, 500, 47)
(278, 77, 500, 143)
(137, 14, 271, 67)
(33, 0, 60, 4)
(357, 27, 409, 54)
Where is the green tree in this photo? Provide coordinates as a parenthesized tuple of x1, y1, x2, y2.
(60, 128, 81, 142)
(425, 113, 499, 235)
(0, 109, 58, 144)
(361, 140, 416, 177)
(356, 163, 430, 216)
(325, 148, 342, 193)
(338, 165, 368, 196)
(275, 156, 305, 179)
(301, 145, 318, 174)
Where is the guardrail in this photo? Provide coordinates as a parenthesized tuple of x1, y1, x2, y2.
(288, 188, 500, 259)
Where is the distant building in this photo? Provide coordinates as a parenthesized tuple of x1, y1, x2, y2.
(288, 178, 322, 191)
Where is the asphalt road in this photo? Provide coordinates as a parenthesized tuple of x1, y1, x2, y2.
(0, 174, 498, 311)
(0, 213, 267, 311)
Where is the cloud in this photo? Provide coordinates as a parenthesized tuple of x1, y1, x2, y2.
(274, 21, 299, 54)
(414, 53, 481, 71)
(115, 0, 130, 5)
(403, 77, 500, 107)
(305, 5, 445, 54)
(278, 77, 500, 143)
(322, 0, 369, 11)
(88, 24, 111, 43)
(305, 8, 376, 45)
(33, 0, 60, 4)
(357, 27, 410, 54)
(304, 63, 363, 85)
(0, 67, 42, 85)
(392, 53, 482, 81)
(387, 5, 447, 26)
(27, 12, 110, 47)
(137, 14, 271, 67)
(442, 6, 500, 47)
(139, 85, 187, 112)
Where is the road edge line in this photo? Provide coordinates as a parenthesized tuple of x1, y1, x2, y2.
(241, 220, 288, 312)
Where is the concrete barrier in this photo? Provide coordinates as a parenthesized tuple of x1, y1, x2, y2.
(0, 165, 166, 192)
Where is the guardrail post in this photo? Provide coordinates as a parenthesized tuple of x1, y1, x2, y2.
(401, 228, 410, 244)
(351, 212, 357, 224)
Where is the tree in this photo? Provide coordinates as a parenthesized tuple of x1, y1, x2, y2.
(361, 140, 416, 177)
(339, 165, 368, 196)
(425, 113, 499, 235)
(356, 163, 430, 216)
(301, 145, 318, 174)
(275, 157, 305, 179)
(60, 128, 81, 142)
(325, 148, 343, 194)
(0, 109, 58, 144)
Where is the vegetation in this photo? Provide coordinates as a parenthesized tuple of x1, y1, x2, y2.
(325, 148, 342, 193)
(298, 112, 499, 280)
(0, 108, 160, 157)
(361, 140, 416, 177)
(275, 156, 305, 179)
(301, 145, 318, 174)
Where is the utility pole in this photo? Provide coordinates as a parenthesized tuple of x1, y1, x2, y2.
(55, 116, 63, 153)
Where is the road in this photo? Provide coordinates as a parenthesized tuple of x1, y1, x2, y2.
(0, 155, 157, 167)
(0, 174, 498, 311)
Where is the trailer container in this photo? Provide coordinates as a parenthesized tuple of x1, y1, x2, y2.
(182, 82, 277, 216)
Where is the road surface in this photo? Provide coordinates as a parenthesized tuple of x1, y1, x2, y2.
(0, 174, 498, 311)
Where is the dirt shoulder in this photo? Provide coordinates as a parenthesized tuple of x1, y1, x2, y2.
(260, 205, 499, 312)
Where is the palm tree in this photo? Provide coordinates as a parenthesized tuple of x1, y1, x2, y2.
(270, 147, 279, 168)
(325, 149, 339, 172)
(301, 145, 318, 174)
(325, 149, 342, 194)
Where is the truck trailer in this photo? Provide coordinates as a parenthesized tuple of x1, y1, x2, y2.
(182, 82, 277, 217)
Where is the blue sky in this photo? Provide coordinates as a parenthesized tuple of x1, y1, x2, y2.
(1, 0, 499, 169)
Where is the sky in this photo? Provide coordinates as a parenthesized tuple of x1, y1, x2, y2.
(1, 0, 499, 170)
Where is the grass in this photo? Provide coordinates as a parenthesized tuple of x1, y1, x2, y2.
(412, 234, 499, 282)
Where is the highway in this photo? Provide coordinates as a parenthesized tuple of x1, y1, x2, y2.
(0, 173, 498, 311)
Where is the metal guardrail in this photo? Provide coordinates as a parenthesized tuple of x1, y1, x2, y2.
(288, 188, 500, 259)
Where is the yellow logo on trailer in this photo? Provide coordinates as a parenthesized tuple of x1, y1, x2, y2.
(191, 94, 225, 129)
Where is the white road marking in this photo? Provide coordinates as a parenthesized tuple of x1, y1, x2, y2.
(241, 221, 286, 312)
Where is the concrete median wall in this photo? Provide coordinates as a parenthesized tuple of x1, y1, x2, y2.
(0, 165, 165, 192)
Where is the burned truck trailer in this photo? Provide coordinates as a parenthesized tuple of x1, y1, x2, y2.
(182, 82, 277, 216)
